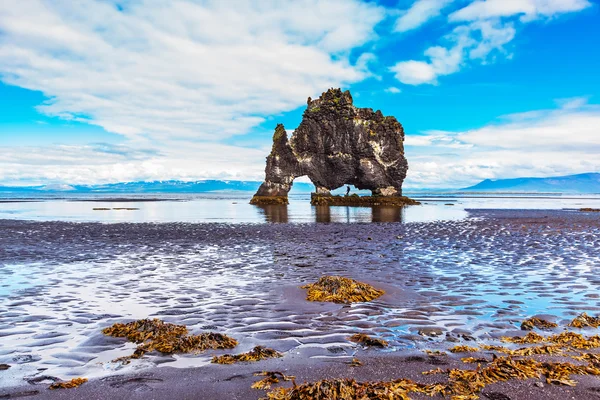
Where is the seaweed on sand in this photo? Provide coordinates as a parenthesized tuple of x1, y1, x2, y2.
(301, 276, 384, 303)
(501, 332, 545, 344)
(212, 346, 282, 364)
(102, 318, 237, 361)
(499, 331, 600, 351)
(49, 378, 88, 390)
(348, 358, 363, 367)
(252, 372, 295, 390)
(449, 345, 479, 353)
(262, 321, 600, 400)
(348, 333, 388, 348)
(461, 357, 490, 364)
(261, 353, 600, 400)
(261, 378, 440, 400)
(520, 317, 558, 331)
(568, 312, 600, 328)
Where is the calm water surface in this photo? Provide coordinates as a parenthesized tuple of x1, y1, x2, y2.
(0, 192, 599, 223)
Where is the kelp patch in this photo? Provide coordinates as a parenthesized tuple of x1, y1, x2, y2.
(520, 317, 558, 331)
(49, 378, 88, 390)
(301, 276, 384, 303)
(252, 372, 295, 390)
(349, 333, 388, 348)
(449, 346, 479, 353)
(569, 312, 600, 328)
(212, 346, 282, 364)
(102, 318, 237, 362)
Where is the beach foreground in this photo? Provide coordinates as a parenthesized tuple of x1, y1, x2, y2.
(1, 209, 599, 399)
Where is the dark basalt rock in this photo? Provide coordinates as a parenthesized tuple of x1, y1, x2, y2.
(251, 88, 409, 205)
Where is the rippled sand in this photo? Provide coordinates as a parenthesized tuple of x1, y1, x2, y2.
(1, 209, 599, 394)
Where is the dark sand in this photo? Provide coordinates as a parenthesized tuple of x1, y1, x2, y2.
(1, 209, 599, 399)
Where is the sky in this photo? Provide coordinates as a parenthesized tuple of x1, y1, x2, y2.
(0, 0, 599, 189)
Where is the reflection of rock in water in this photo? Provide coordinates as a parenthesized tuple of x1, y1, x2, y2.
(256, 205, 289, 223)
(371, 207, 402, 223)
(314, 206, 331, 223)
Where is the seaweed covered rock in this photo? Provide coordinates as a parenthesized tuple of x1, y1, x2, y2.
(49, 378, 87, 390)
(301, 276, 384, 303)
(569, 313, 600, 328)
(212, 346, 282, 364)
(103, 318, 237, 361)
(310, 193, 419, 207)
(348, 333, 388, 348)
(251, 89, 409, 205)
(521, 317, 558, 331)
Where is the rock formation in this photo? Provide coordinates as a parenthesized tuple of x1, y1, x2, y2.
(251, 88, 410, 205)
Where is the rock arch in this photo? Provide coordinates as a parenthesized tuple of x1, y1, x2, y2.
(250, 88, 409, 205)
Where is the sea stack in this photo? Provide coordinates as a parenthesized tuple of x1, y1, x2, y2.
(251, 88, 415, 206)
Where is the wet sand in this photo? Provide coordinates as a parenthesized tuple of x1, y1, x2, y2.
(1, 209, 599, 399)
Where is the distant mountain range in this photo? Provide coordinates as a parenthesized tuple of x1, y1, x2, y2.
(462, 173, 600, 193)
(0, 180, 315, 193)
(2, 173, 598, 194)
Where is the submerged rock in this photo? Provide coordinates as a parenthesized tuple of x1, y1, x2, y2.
(251, 88, 409, 205)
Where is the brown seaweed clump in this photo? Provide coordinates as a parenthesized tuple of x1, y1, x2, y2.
(348, 333, 388, 348)
(102, 318, 237, 361)
(569, 312, 600, 328)
(449, 345, 479, 353)
(252, 372, 295, 390)
(521, 317, 558, 331)
(301, 276, 384, 303)
(348, 358, 363, 367)
(212, 346, 282, 364)
(49, 378, 88, 390)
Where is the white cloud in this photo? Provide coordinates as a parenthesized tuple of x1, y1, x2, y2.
(394, 0, 455, 32)
(0, 0, 388, 184)
(404, 98, 600, 188)
(385, 86, 402, 94)
(0, 141, 268, 185)
(390, 60, 437, 85)
(0, 0, 385, 141)
(391, 19, 513, 85)
(449, 0, 592, 23)
(391, 0, 589, 85)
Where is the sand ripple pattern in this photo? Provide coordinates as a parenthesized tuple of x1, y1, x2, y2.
(0, 209, 599, 386)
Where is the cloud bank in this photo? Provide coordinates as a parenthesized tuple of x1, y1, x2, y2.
(404, 98, 600, 188)
(0, 0, 384, 140)
(0, 1, 596, 188)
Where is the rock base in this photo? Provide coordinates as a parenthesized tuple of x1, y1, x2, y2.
(310, 194, 420, 207)
(250, 195, 289, 205)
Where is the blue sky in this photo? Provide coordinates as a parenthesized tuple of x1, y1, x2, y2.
(0, 0, 599, 188)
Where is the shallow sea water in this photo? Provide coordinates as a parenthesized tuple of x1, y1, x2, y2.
(0, 194, 600, 388)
